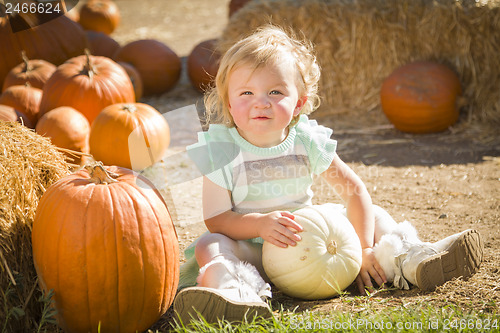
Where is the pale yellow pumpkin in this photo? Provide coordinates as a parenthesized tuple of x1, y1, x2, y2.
(262, 204, 362, 300)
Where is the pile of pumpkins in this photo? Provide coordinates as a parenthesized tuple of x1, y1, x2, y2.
(0, 0, 258, 169)
(0, 48, 172, 169)
(0, 0, 180, 169)
(1, 2, 181, 332)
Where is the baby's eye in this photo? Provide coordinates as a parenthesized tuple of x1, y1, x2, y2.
(270, 90, 282, 95)
(241, 91, 253, 95)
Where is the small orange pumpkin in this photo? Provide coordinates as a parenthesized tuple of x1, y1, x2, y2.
(187, 39, 221, 92)
(89, 103, 170, 171)
(0, 83, 42, 128)
(85, 30, 121, 59)
(35, 106, 90, 164)
(2, 52, 57, 91)
(0, 104, 19, 123)
(229, 0, 252, 17)
(380, 61, 462, 133)
(78, 0, 120, 35)
(32, 162, 179, 333)
(39, 52, 135, 124)
(0, 104, 34, 128)
(114, 40, 181, 96)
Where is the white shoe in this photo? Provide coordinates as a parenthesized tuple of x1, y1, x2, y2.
(174, 257, 273, 324)
(375, 227, 483, 291)
(173, 286, 272, 324)
(410, 229, 483, 291)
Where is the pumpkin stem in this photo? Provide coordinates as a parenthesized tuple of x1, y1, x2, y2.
(84, 161, 119, 184)
(327, 240, 337, 255)
(83, 49, 95, 81)
(122, 104, 137, 113)
(21, 51, 32, 72)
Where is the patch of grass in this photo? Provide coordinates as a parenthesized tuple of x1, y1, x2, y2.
(1, 279, 58, 333)
(36, 289, 58, 333)
(1, 282, 25, 333)
(162, 299, 499, 333)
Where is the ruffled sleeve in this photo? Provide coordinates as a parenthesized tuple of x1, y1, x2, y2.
(295, 115, 337, 175)
(186, 124, 240, 190)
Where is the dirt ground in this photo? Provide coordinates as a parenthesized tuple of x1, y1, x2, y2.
(108, 0, 499, 327)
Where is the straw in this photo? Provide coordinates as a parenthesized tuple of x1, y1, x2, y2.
(0, 121, 70, 332)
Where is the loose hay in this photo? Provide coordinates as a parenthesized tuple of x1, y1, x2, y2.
(0, 121, 71, 331)
(220, 0, 500, 125)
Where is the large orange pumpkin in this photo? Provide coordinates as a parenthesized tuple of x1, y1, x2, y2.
(32, 162, 180, 333)
(2, 52, 57, 91)
(0, 83, 42, 128)
(39, 53, 135, 124)
(114, 40, 181, 96)
(380, 61, 462, 133)
(0, 3, 88, 88)
(187, 39, 221, 92)
(78, 0, 121, 35)
(89, 103, 170, 171)
(35, 106, 90, 164)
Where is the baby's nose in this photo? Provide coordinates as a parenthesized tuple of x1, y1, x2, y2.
(255, 96, 271, 108)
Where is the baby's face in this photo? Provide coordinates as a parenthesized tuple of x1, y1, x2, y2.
(227, 61, 306, 148)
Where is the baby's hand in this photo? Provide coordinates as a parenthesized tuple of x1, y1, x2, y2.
(257, 211, 303, 248)
(355, 247, 387, 295)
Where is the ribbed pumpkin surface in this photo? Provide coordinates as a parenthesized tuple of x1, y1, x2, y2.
(32, 164, 179, 333)
(89, 103, 170, 171)
(39, 54, 135, 124)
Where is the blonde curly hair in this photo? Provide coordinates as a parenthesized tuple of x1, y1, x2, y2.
(204, 25, 321, 127)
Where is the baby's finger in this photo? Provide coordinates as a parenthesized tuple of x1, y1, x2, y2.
(375, 262, 387, 284)
(361, 270, 374, 292)
(356, 272, 374, 295)
(280, 211, 295, 220)
(368, 266, 385, 287)
(275, 220, 302, 242)
(274, 223, 300, 244)
(269, 230, 296, 248)
(267, 238, 289, 248)
(355, 275, 366, 295)
(279, 214, 303, 232)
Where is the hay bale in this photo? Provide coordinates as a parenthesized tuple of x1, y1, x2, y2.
(220, 0, 500, 125)
(0, 121, 70, 331)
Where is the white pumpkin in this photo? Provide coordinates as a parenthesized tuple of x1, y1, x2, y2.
(262, 204, 362, 300)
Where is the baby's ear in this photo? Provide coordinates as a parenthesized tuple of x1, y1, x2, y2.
(294, 96, 308, 115)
